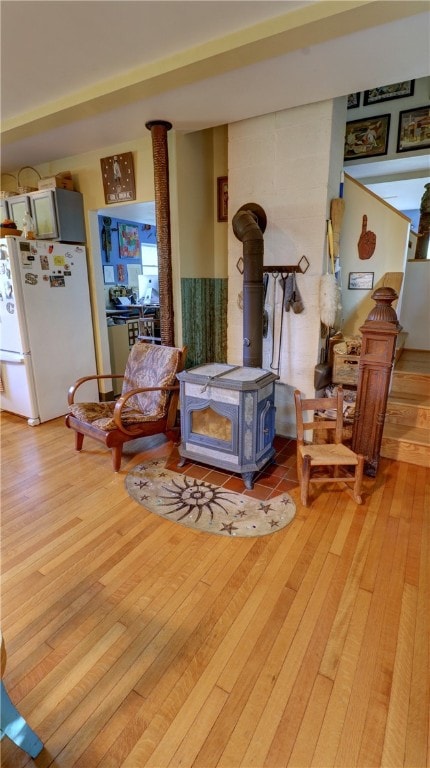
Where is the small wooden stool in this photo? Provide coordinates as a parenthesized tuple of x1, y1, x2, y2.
(1, 632, 43, 758)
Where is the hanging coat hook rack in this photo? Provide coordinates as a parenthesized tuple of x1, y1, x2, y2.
(264, 254, 309, 275)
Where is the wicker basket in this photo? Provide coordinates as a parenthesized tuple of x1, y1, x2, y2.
(332, 341, 360, 386)
(17, 166, 41, 194)
(1, 173, 18, 198)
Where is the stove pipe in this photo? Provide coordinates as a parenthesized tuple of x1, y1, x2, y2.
(232, 203, 267, 367)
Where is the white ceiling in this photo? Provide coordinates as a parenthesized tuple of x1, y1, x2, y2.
(1, 0, 429, 213)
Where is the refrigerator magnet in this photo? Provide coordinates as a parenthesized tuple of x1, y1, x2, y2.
(50, 276, 65, 287)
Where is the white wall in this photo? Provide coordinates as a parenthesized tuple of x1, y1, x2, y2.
(228, 98, 346, 437)
(399, 260, 430, 349)
(340, 175, 410, 336)
(175, 129, 215, 278)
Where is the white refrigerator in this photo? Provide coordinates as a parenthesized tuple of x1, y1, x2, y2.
(0, 236, 98, 424)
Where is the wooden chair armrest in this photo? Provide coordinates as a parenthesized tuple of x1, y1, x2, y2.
(113, 384, 180, 435)
(67, 373, 125, 405)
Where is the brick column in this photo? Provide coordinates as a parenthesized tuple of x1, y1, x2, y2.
(146, 120, 174, 346)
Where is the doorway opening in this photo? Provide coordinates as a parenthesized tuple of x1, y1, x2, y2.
(86, 202, 157, 397)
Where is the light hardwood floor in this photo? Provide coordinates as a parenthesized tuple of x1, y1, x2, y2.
(394, 349, 430, 375)
(1, 411, 429, 767)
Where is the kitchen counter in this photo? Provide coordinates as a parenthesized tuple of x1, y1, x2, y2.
(106, 307, 141, 317)
(106, 304, 159, 318)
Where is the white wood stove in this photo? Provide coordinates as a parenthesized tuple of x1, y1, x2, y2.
(177, 363, 278, 489)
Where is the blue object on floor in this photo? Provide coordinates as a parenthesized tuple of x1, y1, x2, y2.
(0, 681, 43, 758)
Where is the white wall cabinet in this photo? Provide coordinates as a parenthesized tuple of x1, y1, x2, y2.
(6, 195, 32, 232)
(0, 198, 11, 223)
(6, 189, 85, 243)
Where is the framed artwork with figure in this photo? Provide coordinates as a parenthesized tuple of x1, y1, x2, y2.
(344, 115, 390, 160)
(217, 177, 228, 222)
(118, 223, 140, 258)
(363, 80, 414, 106)
(347, 92, 360, 109)
(100, 152, 136, 204)
(397, 106, 430, 153)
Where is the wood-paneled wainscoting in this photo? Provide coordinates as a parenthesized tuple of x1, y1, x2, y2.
(1, 411, 428, 767)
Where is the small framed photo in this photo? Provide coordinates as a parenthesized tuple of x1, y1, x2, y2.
(217, 176, 228, 222)
(397, 106, 430, 153)
(348, 272, 374, 290)
(344, 114, 390, 160)
(363, 80, 414, 106)
(347, 92, 360, 110)
(103, 265, 115, 284)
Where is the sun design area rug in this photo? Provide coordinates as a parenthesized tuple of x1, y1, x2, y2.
(125, 459, 296, 538)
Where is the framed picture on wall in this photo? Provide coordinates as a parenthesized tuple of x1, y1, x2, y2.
(100, 152, 136, 204)
(118, 223, 140, 258)
(348, 272, 374, 290)
(363, 80, 414, 106)
(397, 106, 430, 153)
(344, 114, 390, 160)
(103, 265, 115, 284)
(347, 92, 360, 109)
(217, 176, 228, 222)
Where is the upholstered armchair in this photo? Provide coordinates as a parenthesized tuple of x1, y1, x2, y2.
(65, 342, 186, 471)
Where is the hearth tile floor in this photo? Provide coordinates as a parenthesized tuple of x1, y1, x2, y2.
(165, 436, 299, 501)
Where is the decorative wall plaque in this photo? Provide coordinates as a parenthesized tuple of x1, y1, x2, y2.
(100, 152, 136, 204)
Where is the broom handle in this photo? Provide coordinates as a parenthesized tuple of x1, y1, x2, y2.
(330, 197, 345, 259)
(327, 219, 335, 274)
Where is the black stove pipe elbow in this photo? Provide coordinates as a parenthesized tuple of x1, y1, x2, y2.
(232, 203, 267, 368)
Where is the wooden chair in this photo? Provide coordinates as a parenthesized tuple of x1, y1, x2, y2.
(294, 387, 365, 507)
(66, 342, 187, 471)
(1, 632, 43, 758)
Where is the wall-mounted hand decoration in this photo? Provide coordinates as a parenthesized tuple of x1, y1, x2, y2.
(358, 214, 376, 260)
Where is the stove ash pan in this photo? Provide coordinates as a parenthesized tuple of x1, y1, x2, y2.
(177, 363, 279, 490)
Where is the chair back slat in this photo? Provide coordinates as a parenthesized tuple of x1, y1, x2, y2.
(293, 386, 364, 507)
(294, 387, 345, 444)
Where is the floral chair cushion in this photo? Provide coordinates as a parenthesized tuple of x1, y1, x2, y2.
(69, 343, 181, 432)
(68, 401, 157, 431)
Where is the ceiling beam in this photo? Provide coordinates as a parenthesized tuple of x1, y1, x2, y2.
(1, 0, 426, 146)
